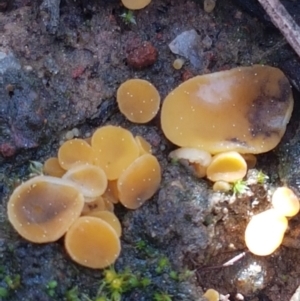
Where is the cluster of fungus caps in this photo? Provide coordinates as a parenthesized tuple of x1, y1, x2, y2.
(245, 186, 300, 256)
(7, 125, 161, 269)
(162, 65, 294, 187)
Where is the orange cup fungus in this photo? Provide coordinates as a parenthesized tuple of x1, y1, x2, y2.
(7, 123, 161, 269)
(58, 138, 96, 170)
(206, 151, 247, 183)
(162, 65, 293, 184)
(161, 65, 293, 155)
(7, 176, 84, 243)
(117, 79, 160, 123)
(245, 208, 288, 256)
(118, 154, 161, 209)
(121, 0, 151, 10)
(62, 164, 107, 198)
(65, 216, 121, 269)
(43, 157, 65, 177)
(91, 125, 139, 180)
(271, 187, 300, 217)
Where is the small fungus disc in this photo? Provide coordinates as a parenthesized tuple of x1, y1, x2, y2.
(58, 139, 96, 170)
(62, 164, 108, 198)
(7, 176, 84, 243)
(212, 180, 232, 192)
(161, 65, 293, 154)
(117, 79, 160, 123)
(203, 288, 219, 301)
(135, 135, 152, 155)
(206, 151, 247, 182)
(245, 209, 288, 256)
(103, 180, 119, 204)
(43, 157, 65, 177)
(117, 154, 161, 209)
(86, 211, 122, 237)
(91, 126, 139, 180)
(65, 216, 121, 269)
(272, 187, 300, 217)
(121, 0, 151, 10)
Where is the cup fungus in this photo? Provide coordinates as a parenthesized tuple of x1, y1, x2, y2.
(65, 216, 121, 269)
(161, 65, 293, 154)
(135, 135, 152, 155)
(58, 139, 96, 170)
(117, 153, 161, 209)
(62, 164, 108, 198)
(43, 157, 66, 177)
(272, 187, 300, 217)
(117, 79, 160, 123)
(245, 209, 288, 256)
(121, 0, 151, 10)
(203, 288, 219, 301)
(86, 211, 122, 237)
(92, 125, 140, 180)
(169, 147, 212, 178)
(206, 151, 247, 182)
(7, 176, 84, 243)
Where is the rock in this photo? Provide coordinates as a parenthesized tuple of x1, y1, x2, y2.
(169, 29, 204, 69)
(126, 39, 158, 69)
(0, 51, 21, 74)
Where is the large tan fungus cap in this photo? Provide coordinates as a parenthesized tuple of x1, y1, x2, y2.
(7, 176, 84, 243)
(117, 79, 160, 123)
(121, 0, 151, 10)
(117, 154, 161, 209)
(161, 65, 293, 154)
(245, 209, 288, 256)
(135, 135, 152, 155)
(91, 126, 139, 180)
(62, 164, 107, 198)
(58, 139, 96, 170)
(272, 187, 299, 217)
(65, 216, 121, 269)
(86, 211, 122, 237)
(206, 151, 247, 182)
(43, 157, 65, 177)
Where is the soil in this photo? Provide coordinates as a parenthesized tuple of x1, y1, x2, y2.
(1, 0, 300, 301)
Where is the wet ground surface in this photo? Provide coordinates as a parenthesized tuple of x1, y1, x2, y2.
(1, 0, 300, 300)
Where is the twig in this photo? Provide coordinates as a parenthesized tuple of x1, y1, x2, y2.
(257, 0, 300, 58)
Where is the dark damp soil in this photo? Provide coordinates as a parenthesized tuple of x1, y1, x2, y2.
(1, 1, 300, 301)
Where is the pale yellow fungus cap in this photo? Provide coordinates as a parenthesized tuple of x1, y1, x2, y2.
(43, 157, 65, 177)
(7, 176, 84, 243)
(91, 125, 139, 180)
(117, 154, 161, 209)
(203, 288, 219, 301)
(58, 139, 96, 170)
(206, 151, 247, 182)
(65, 216, 121, 269)
(173, 58, 185, 70)
(121, 0, 151, 10)
(117, 79, 160, 123)
(62, 164, 107, 198)
(169, 147, 212, 178)
(212, 180, 232, 192)
(245, 208, 288, 256)
(161, 65, 293, 154)
(86, 211, 122, 237)
(272, 187, 299, 217)
(135, 135, 152, 155)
